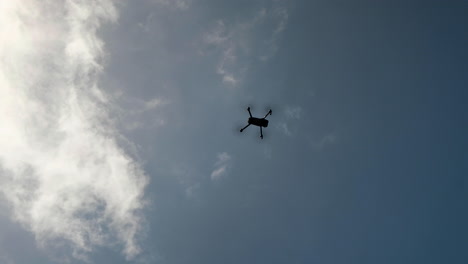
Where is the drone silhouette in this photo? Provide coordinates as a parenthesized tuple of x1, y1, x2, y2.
(240, 107, 272, 139)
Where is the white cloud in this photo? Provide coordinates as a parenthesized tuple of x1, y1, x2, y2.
(210, 166, 227, 180)
(0, 0, 147, 261)
(221, 74, 238, 85)
(210, 152, 231, 180)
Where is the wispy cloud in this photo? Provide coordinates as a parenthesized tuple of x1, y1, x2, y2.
(210, 152, 231, 180)
(170, 162, 200, 197)
(144, 97, 167, 111)
(0, 249, 15, 264)
(151, 0, 191, 10)
(185, 183, 200, 198)
(310, 133, 337, 150)
(259, 6, 289, 61)
(285, 106, 302, 119)
(204, 21, 242, 86)
(276, 105, 301, 136)
(277, 122, 292, 136)
(263, 145, 272, 160)
(203, 4, 289, 86)
(138, 12, 155, 32)
(0, 1, 147, 261)
(112, 94, 169, 131)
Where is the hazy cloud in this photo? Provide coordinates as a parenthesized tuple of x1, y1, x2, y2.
(112, 94, 169, 131)
(285, 106, 302, 119)
(203, 4, 289, 86)
(170, 162, 200, 194)
(263, 145, 272, 160)
(310, 134, 337, 150)
(138, 12, 155, 32)
(185, 183, 201, 198)
(259, 6, 289, 61)
(275, 105, 301, 136)
(144, 99, 162, 111)
(277, 122, 292, 136)
(151, 0, 191, 10)
(0, 0, 147, 260)
(204, 21, 241, 86)
(0, 251, 15, 264)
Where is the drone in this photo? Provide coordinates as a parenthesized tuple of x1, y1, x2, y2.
(240, 107, 272, 139)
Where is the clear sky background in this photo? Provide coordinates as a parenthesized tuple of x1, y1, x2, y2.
(0, 1, 467, 264)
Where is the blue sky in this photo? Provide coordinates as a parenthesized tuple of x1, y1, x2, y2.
(0, 1, 467, 263)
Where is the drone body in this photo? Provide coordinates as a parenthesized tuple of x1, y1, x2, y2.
(240, 107, 272, 139)
(248, 117, 269, 127)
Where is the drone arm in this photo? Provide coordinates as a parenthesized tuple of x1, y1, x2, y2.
(263, 109, 272, 119)
(240, 123, 250, 132)
(260, 126, 263, 139)
(247, 107, 253, 118)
